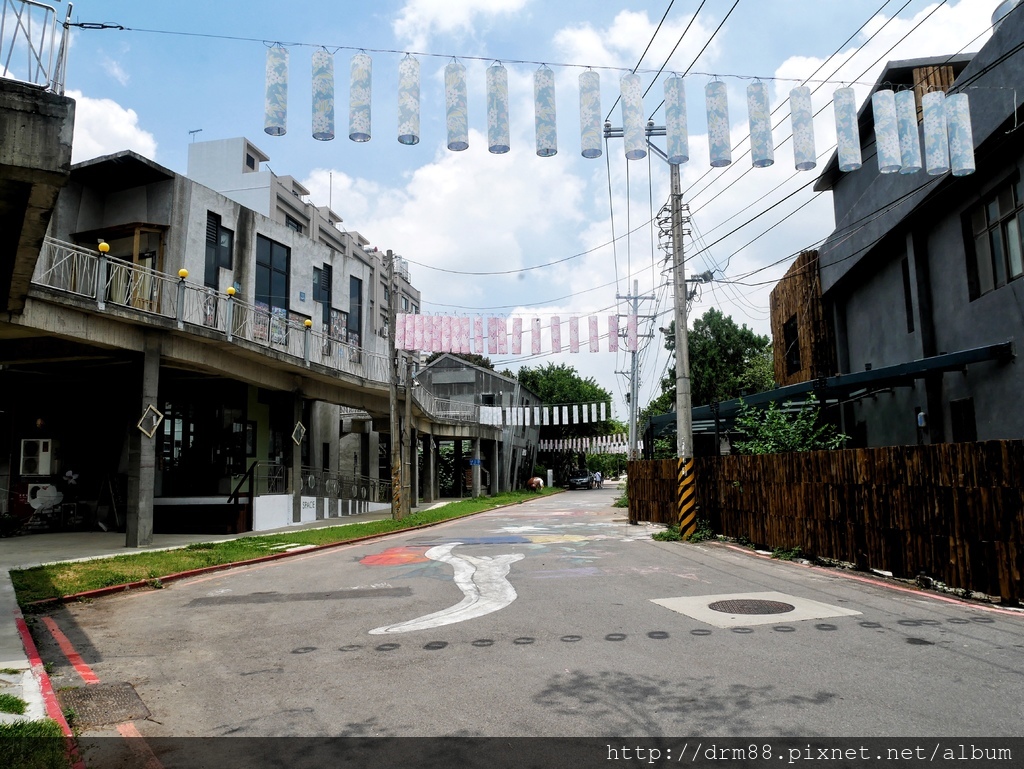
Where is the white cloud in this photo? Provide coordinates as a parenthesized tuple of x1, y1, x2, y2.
(67, 90, 157, 164)
(101, 57, 130, 86)
(393, 0, 532, 50)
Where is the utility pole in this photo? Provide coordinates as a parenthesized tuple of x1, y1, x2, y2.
(404, 357, 413, 517)
(386, 250, 401, 520)
(670, 163, 694, 460)
(616, 280, 654, 459)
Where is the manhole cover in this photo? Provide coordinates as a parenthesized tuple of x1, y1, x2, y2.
(56, 682, 150, 727)
(708, 599, 795, 615)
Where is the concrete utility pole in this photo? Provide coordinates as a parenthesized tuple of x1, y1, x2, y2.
(387, 250, 401, 520)
(617, 280, 654, 459)
(404, 357, 413, 517)
(670, 163, 694, 460)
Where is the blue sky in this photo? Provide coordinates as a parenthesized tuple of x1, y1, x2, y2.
(62, 0, 999, 418)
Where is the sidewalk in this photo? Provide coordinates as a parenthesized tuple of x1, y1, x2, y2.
(0, 502, 452, 726)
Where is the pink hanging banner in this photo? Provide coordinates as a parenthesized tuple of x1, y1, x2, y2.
(406, 314, 417, 350)
(461, 317, 471, 353)
(551, 316, 562, 353)
(426, 316, 437, 352)
(608, 315, 618, 352)
(487, 317, 499, 355)
(395, 313, 406, 349)
(582, 403, 589, 423)
(497, 317, 508, 354)
(532, 317, 542, 354)
(627, 314, 638, 352)
(512, 317, 523, 354)
(441, 315, 452, 352)
(474, 316, 484, 353)
(588, 315, 599, 352)
(569, 316, 580, 353)
(414, 313, 425, 350)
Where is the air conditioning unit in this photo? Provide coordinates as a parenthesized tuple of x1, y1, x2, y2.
(20, 439, 52, 476)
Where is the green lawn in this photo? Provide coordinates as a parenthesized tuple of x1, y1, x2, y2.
(11, 489, 559, 607)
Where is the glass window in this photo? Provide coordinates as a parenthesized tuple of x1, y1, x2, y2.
(966, 178, 1024, 300)
(1008, 215, 1024, 279)
(256, 234, 290, 310)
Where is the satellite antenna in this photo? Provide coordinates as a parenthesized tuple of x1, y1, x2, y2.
(189, 129, 203, 142)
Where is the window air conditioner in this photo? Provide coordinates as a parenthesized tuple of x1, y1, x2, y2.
(20, 439, 52, 476)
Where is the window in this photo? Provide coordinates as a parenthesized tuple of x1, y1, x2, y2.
(204, 212, 233, 288)
(245, 153, 256, 170)
(285, 215, 303, 234)
(313, 264, 332, 324)
(901, 257, 915, 333)
(348, 276, 363, 346)
(950, 398, 977, 443)
(402, 296, 409, 311)
(966, 178, 1024, 300)
(783, 315, 801, 375)
(255, 235, 290, 310)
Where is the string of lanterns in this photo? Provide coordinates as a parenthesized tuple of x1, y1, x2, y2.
(394, 313, 639, 355)
(480, 402, 612, 428)
(263, 47, 976, 175)
(540, 435, 640, 454)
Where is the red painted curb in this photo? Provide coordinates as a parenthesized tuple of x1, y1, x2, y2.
(26, 496, 546, 608)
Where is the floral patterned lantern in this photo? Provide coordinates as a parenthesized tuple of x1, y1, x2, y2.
(871, 89, 901, 173)
(922, 91, 950, 175)
(895, 90, 922, 174)
(789, 86, 816, 171)
(665, 75, 688, 165)
(747, 81, 774, 168)
(535, 65, 557, 157)
(264, 46, 288, 136)
(833, 86, 862, 172)
(487, 63, 510, 154)
(705, 80, 731, 167)
(349, 52, 372, 142)
(445, 60, 469, 151)
(946, 93, 975, 177)
(579, 70, 602, 159)
(311, 50, 334, 141)
(397, 55, 420, 145)
(620, 73, 646, 160)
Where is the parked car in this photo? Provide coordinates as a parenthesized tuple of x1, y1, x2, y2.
(567, 470, 594, 490)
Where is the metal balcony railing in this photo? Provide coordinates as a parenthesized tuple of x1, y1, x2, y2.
(0, 0, 71, 93)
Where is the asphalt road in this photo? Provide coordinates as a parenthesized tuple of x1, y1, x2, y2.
(30, 489, 1024, 745)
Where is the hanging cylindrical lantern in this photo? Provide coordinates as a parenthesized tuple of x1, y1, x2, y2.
(264, 46, 288, 136)
(579, 70, 602, 159)
(620, 73, 646, 160)
(833, 86, 862, 172)
(665, 75, 689, 165)
(747, 81, 774, 168)
(311, 50, 335, 141)
(535, 65, 557, 157)
(397, 55, 420, 145)
(551, 316, 562, 353)
(871, 89, 901, 173)
(348, 52, 372, 142)
(946, 93, 975, 177)
(789, 86, 816, 171)
(445, 59, 469, 151)
(922, 91, 950, 175)
(487, 63, 510, 154)
(607, 315, 618, 352)
(895, 89, 922, 174)
(705, 80, 731, 167)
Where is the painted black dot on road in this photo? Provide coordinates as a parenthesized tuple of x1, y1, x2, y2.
(906, 637, 935, 645)
(859, 621, 882, 629)
(917, 619, 941, 626)
(291, 647, 317, 654)
(560, 635, 582, 643)
(946, 619, 971, 625)
(513, 637, 536, 645)
(773, 626, 796, 633)
(690, 629, 712, 636)
(471, 639, 494, 647)
(898, 619, 922, 627)
(647, 631, 669, 640)
(731, 627, 754, 634)
(815, 623, 837, 631)
(375, 643, 400, 652)
(338, 645, 363, 652)
(424, 641, 448, 650)
(605, 633, 627, 642)
(971, 616, 995, 624)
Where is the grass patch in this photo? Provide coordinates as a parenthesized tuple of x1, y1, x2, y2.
(652, 524, 682, 542)
(688, 519, 716, 543)
(612, 490, 628, 508)
(0, 693, 27, 714)
(0, 719, 70, 769)
(771, 545, 803, 561)
(0, 667, 23, 675)
(11, 489, 560, 606)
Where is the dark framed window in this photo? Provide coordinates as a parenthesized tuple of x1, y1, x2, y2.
(313, 264, 332, 324)
(255, 234, 290, 310)
(966, 177, 1024, 300)
(348, 275, 363, 346)
(783, 315, 801, 375)
(204, 212, 233, 288)
(901, 257, 915, 333)
(246, 153, 256, 170)
(285, 215, 303, 234)
(950, 398, 977, 443)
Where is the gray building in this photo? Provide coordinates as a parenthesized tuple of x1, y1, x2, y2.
(810, 9, 1024, 447)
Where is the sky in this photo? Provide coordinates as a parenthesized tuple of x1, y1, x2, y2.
(59, 0, 1002, 423)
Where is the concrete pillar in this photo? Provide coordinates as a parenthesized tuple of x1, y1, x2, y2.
(291, 393, 303, 523)
(409, 426, 418, 509)
(472, 438, 481, 498)
(489, 440, 500, 495)
(126, 334, 160, 547)
(453, 439, 463, 496)
(423, 434, 435, 503)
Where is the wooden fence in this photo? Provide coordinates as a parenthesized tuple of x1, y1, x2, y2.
(628, 441, 1024, 604)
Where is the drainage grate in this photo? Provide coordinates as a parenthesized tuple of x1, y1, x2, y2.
(56, 682, 150, 727)
(708, 599, 796, 615)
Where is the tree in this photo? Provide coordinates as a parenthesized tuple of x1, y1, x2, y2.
(732, 394, 847, 454)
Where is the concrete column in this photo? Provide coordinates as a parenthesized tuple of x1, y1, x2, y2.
(409, 426, 418, 509)
(126, 334, 160, 547)
(489, 440, 500, 495)
(423, 434, 436, 503)
(292, 394, 303, 523)
(472, 438, 481, 498)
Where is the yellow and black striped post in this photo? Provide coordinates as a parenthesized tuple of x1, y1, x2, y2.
(677, 457, 696, 539)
